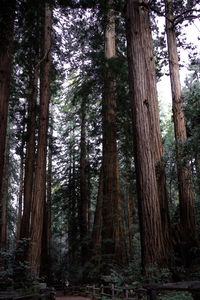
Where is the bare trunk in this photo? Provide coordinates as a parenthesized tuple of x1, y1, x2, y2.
(101, 1, 127, 271)
(126, 0, 167, 270)
(80, 101, 88, 267)
(40, 105, 53, 279)
(20, 60, 38, 240)
(141, 1, 171, 253)
(92, 167, 103, 259)
(0, 0, 15, 194)
(165, 0, 197, 241)
(125, 160, 134, 261)
(0, 137, 9, 249)
(28, 2, 51, 276)
(16, 155, 24, 243)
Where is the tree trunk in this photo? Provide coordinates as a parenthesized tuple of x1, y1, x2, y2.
(165, 0, 197, 241)
(92, 167, 103, 260)
(101, 0, 128, 272)
(28, 2, 51, 276)
(141, 1, 171, 255)
(20, 59, 38, 241)
(0, 0, 15, 195)
(40, 104, 53, 279)
(80, 101, 88, 267)
(125, 0, 167, 270)
(125, 159, 134, 261)
(0, 137, 9, 250)
(16, 152, 24, 244)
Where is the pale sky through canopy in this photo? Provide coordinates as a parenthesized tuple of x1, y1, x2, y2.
(157, 18, 200, 114)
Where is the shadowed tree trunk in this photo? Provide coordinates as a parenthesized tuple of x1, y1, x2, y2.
(16, 107, 26, 244)
(80, 100, 88, 267)
(165, 0, 197, 242)
(92, 167, 103, 262)
(40, 104, 53, 279)
(125, 0, 167, 271)
(125, 158, 134, 261)
(101, 0, 128, 272)
(0, 0, 15, 197)
(20, 59, 38, 241)
(28, 2, 51, 276)
(0, 137, 9, 250)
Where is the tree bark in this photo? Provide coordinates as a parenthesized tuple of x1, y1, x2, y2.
(92, 167, 103, 260)
(101, 0, 128, 271)
(0, 137, 9, 250)
(125, 0, 167, 270)
(0, 0, 15, 195)
(165, 0, 197, 241)
(28, 2, 51, 276)
(125, 159, 134, 261)
(80, 101, 88, 267)
(16, 151, 24, 244)
(20, 59, 38, 240)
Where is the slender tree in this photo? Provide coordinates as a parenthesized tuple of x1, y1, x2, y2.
(28, 2, 52, 276)
(165, 0, 197, 241)
(20, 59, 38, 241)
(125, 0, 167, 270)
(80, 100, 88, 267)
(0, 137, 9, 250)
(101, 0, 128, 271)
(0, 0, 16, 196)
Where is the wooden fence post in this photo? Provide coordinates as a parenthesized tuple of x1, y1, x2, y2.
(92, 284, 96, 299)
(124, 284, 128, 300)
(101, 284, 104, 300)
(111, 283, 115, 300)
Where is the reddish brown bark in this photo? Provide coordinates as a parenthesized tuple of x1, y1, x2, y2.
(101, 1, 127, 270)
(20, 60, 38, 240)
(0, 0, 15, 194)
(126, 0, 167, 270)
(28, 2, 51, 276)
(165, 0, 197, 240)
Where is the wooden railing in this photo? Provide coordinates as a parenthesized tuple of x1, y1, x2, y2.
(63, 281, 200, 300)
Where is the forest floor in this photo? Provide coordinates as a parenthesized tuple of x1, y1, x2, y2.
(55, 292, 92, 300)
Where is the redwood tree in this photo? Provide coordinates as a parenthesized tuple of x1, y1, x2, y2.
(101, 0, 127, 271)
(165, 0, 197, 241)
(0, 0, 16, 196)
(125, 0, 168, 270)
(28, 2, 52, 276)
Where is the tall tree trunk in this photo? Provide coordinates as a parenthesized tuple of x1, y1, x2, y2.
(125, 0, 167, 270)
(16, 108, 26, 244)
(141, 1, 171, 254)
(28, 2, 51, 276)
(165, 0, 197, 241)
(47, 106, 53, 258)
(16, 153, 24, 244)
(80, 101, 88, 267)
(101, 0, 127, 272)
(92, 167, 103, 260)
(125, 158, 134, 261)
(0, 0, 15, 195)
(20, 59, 38, 241)
(0, 137, 9, 250)
(40, 104, 53, 280)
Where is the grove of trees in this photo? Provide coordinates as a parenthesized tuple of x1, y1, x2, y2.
(0, 0, 200, 294)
